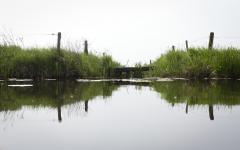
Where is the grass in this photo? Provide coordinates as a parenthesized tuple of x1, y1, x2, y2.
(0, 45, 120, 80)
(152, 48, 240, 79)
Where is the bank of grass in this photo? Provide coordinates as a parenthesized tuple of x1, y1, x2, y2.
(0, 45, 120, 79)
(152, 48, 240, 79)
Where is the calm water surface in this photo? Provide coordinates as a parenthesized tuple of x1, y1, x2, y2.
(0, 80, 240, 150)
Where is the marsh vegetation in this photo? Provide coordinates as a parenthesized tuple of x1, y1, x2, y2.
(0, 45, 120, 80)
(152, 48, 240, 79)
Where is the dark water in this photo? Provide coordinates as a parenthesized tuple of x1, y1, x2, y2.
(0, 80, 240, 150)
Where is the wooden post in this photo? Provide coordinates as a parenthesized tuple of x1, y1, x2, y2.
(56, 32, 61, 80)
(208, 32, 214, 49)
(57, 32, 61, 55)
(185, 40, 189, 51)
(172, 45, 175, 51)
(84, 40, 88, 54)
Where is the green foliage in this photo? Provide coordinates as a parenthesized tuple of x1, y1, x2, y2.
(152, 48, 240, 79)
(0, 45, 120, 79)
(153, 50, 191, 77)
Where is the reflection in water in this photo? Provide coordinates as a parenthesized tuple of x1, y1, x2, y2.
(1, 80, 240, 150)
(85, 101, 88, 112)
(0, 81, 120, 122)
(185, 102, 188, 114)
(152, 80, 240, 120)
(57, 103, 62, 122)
(1, 80, 240, 122)
(209, 105, 214, 120)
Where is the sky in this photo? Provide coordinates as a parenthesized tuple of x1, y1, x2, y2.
(0, 0, 240, 65)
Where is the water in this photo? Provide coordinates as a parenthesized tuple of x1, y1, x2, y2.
(0, 80, 240, 150)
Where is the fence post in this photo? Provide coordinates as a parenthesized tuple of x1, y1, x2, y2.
(56, 32, 61, 80)
(84, 40, 88, 54)
(185, 40, 189, 51)
(208, 32, 214, 49)
(57, 32, 61, 55)
(172, 45, 175, 51)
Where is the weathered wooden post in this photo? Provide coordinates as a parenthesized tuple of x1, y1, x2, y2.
(84, 40, 88, 55)
(208, 32, 214, 49)
(185, 40, 189, 51)
(172, 45, 175, 51)
(57, 32, 61, 55)
(56, 32, 61, 80)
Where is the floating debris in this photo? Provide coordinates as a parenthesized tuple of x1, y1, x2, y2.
(8, 78, 17, 81)
(205, 78, 232, 80)
(8, 84, 33, 87)
(8, 78, 33, 82)
(172, 78, 189, 81)
(45, 79, 57, 81)
(76, 79, 106, 82)
(120, 79, 151, 83)
(143, 77, 159, 81)
(76, 79, 152, 83)
(156, 78, 174, 82)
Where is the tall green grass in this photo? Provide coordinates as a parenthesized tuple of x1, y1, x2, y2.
(152, 48, 240, 79)
(0, 45, 120, 79)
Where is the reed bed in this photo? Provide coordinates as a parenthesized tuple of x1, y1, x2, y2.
(152, 48, 240, 79)
(0, 45, 120, 80)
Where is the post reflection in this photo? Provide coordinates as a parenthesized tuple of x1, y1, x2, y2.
(57, 103, 62, 122)
(85, 101, 88, 112)
(0, 80, 239, 123)
(185, 102, 188, 114)
(50, 82, 118, 122)
(209, 105, 214, 120)
(152, 80, 240, 121)
(56, 81, 64, 123)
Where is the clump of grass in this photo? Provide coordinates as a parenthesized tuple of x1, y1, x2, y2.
(152, 48, 240, 79)
(0, 45, 120, 80)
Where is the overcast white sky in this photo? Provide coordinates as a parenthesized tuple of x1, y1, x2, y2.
(1, 0, 240, 65)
